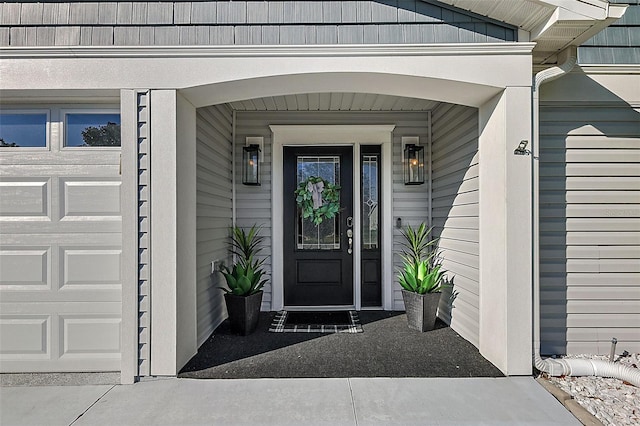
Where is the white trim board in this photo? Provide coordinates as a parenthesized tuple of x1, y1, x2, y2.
(270, 125, 395, 311)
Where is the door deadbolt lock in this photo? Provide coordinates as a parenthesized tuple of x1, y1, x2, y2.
(347, 229, 353, 238)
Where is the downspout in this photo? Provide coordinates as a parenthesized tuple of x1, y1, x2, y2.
(532, 47, 640, 387)
(232, 109, 237, 229)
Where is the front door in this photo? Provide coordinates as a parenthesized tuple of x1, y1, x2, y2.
(283, 146, 353, 306)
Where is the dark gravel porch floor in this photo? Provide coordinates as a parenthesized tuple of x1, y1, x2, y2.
(179, 311, 504, 379)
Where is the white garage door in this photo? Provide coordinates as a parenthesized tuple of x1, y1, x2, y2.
(0, 108, 122, 372)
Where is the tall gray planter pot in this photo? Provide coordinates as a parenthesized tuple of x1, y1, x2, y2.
(401, 289, 441, 332)
(224, 291, 263, 336)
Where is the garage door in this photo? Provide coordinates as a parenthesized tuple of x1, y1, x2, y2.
(0, 108, 122, 372)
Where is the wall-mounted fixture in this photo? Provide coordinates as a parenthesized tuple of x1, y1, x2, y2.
(402, 137, 424, 185)
(242, 139, 262, 186)
(514, 140, 531, 156)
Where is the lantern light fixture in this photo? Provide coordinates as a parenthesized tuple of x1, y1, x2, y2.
(403, 139, 425, 185)
(242, 143, 261, 186)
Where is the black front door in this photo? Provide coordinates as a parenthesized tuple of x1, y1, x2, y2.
(283, 146, 353, 306)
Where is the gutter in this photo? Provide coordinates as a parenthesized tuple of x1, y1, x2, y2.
(531, 47, 640, 388)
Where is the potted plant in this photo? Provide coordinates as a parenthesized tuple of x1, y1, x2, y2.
(397, 223, 447, 332)
(220, 225, 268, 335)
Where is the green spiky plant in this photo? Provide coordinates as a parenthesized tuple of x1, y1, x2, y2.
(220, 225, 268, 296)
(397, 223, 446, 294)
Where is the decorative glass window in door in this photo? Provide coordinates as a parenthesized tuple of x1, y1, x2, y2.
(362, 154, 379, 249)
(296, 156, 341, 250)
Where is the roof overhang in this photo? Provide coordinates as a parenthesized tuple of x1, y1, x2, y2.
(435, 0, 627, 64)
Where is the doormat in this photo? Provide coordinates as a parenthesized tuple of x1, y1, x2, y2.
(269, 310, 363, 333)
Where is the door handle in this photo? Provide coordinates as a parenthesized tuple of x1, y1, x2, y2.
(347, 229, 353, 254)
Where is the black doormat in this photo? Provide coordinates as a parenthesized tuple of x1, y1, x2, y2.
(269, 310, 363, 333)
(180, 312, 505, 379)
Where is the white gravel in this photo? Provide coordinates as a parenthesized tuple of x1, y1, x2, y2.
(545, 353, 640, 426)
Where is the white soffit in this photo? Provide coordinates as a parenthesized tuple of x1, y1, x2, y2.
(436, 0, 627, 64)
(229, 93, 440, 112)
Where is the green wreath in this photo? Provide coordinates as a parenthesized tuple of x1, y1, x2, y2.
(295, 176, 341, 225)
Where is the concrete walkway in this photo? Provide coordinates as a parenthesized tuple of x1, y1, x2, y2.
(1, 377, 580, 426)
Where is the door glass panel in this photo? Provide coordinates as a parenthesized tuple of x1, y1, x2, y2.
(362, 155, 379, 249)
(297, 156, 341, 250)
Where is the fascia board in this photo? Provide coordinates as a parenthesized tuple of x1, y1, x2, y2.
(607, 4, 628, 20)
(0, 43, 535, 59)
(534, 0, 608, 20)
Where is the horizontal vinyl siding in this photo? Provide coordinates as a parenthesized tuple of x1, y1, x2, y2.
(196, 104, 233, 346)
(234, 111, 431, 311)
(392, 114, 431, 310)
(430, 103, 480, 348)
(1, 1, 516, 47)
(539, 103, 640, 355)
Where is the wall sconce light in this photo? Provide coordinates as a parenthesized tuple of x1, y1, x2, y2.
(514, 140, 531, 156)
(242, 144, 261, 186)
(403, 142, 425, 185)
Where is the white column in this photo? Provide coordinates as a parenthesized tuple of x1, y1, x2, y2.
(150, 90, 198, 375)
(478, 87, 533, 375)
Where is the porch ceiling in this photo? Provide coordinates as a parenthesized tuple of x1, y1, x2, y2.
(437, 0, 627, 64)
(228, 93, 441, 112)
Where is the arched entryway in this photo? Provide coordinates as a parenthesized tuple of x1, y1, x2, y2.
(119, 44, 534, 380)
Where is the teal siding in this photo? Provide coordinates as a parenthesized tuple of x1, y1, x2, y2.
(579, 3, 640, 64)
(0, 1, 516, 47)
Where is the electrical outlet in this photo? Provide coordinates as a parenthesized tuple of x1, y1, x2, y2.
(211, 260, 224, 274)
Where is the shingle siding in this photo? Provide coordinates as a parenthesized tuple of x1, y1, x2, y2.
(579, 4, 640, 64)
(0, 1, 516, 47)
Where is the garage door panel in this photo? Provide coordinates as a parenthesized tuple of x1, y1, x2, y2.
(61, 247, 121, 288)
(1, 132, 122, 373)
(0, 178, 50, 218)
(0, 290, 122, 303)
(0, 315, 50, 358)
(0, 234, 122, 245)
(0, 222, 122, 234)
(59, 315, 121, 358)
(0, 358, 121, 373)
(1, 307, 121, 371)
(0, 153, 121, 167)
(0, 247, 50, 289)
(60, 178, 121, 219)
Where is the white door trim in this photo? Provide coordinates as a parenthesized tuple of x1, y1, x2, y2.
(270, 125, 395, 311)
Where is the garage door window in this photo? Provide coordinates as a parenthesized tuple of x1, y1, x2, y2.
(65, 113, 121, 148)
(0, 113, 48, 148)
